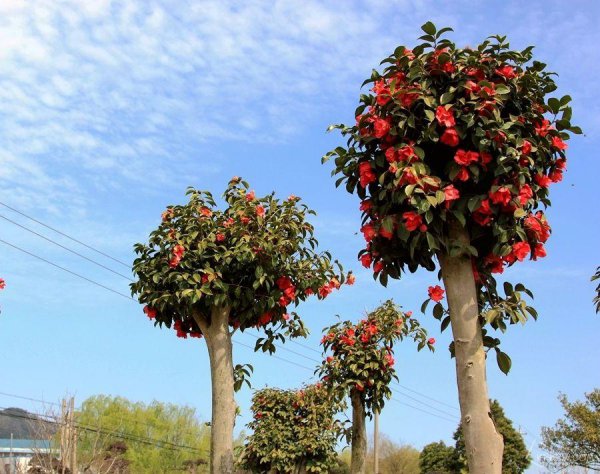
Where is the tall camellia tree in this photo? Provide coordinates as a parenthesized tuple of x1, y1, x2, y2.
(131, 178, 345, 473)
(318, 300, 432, 473)
(323, 23, 579, 473)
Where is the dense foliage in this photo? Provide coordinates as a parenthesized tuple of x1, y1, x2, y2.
(76, 395, 210, 473)
(318, 300, 433, 415)
(323, 22, 579, 360)
(453, 399, 531, 473)
(419, 441, 457, 473)
(540, 389, 600, 471)
(131, 177, 346, 352)
(238, 384, 345, 473)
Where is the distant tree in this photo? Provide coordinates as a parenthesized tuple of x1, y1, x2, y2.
(238, 384, 344, 473)
(318, 300, 432, 473)
(453, 400, 530, 473)
(419, 441, 457, 474)
(540, 389, 600, 471)
(593, 266, 600, 313)
(372, 436, 420, 474)
(76, 395, 210, 473)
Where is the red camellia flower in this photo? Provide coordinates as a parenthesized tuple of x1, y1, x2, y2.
(473, 199, 493, 226)
(489, 186, 512, 206)
(200, 206, 212, 217)
(398, 145, 417, 163)
(241, 216, 250, 225)
(246, 190, 256, 201)
(454, 167, 470, 182)
(379, 225, 394, 239)
(359, 200, 372, 212)
(440, 127, 459, 146)
(358, 162, 376, 188)
(373, 117, 391, 138)
(549, 169, 563, 183)
(428, 337, 436, 345)
(216, 233, 226, 242)
(0, 278, 5, 290)
(373, 261, 384, 273)
(532, 243, 547, 260)
(535, 119, 552, 137)
(435, 105, 455, 127)
(518, 184, 533, 206)
(428, 285, 445, 302)
(346, 273, 356, 285)
(223, 217, 235, 227)
(255, 205, 266, 217)
(143, 305, 157, 320)
(443, 184, 460, 207)
(402, 211, 423, 232)
(360, 253, 372, 268)
(524, 212, 551, 242)
(534, 173, 552, 188)
(521, 140, 532, 156)
(551, 135, 568, 150)
(484, 254, 504, 274)
(360, 223, 377, 242)
(511, 241, 531, 261)
(161, 209, 174, 222)
(355, 382, 364, 392)
(454, 149, 479, 166)
(384, 352, 395, 367)
(495, 65, 517, 79)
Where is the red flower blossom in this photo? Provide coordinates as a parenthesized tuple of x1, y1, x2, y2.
(551, 135, 568, 150)
(0, 278, 6, 290)
(532, 243, 547, 260)
(556, 158, 567, 170)
(549, 169, 563, 183)
(360, 253, 372, 268)
(428, 285, 445, 302)
(241, 216, 250, 225)
(379, 225, 394, 239)
(358, 162, 376, 188)
(524, 212, 551, 242)
(521, 140, 532, 156)
(440, 128, 460, 146)
(258, 312, 272, 326)
(384, 352, 395, 367)
(216, 233, 226, 242)
(473, 199, 493, 226)
(161, 209, 174, 222)
(402, 211, 423, 232)
(534, 174, 552, 188)
(373, 117, 391, 138)
(256, 205, 266, 217)
(361, 222, 377, 242)
(200, 206, 212, 217)
(428, 338, 436, 345)
(398, 168, 418, 185)
(355, 382, 364, 392)
(346, 273, 356, 285)
(143, 306, 157, 320)
(511, 241, 531, 261)
(489, 186, 512, 206)
(223, 217, 235, 227)
(495, 65, 517, 79)
(359, 200, 372, 213)
(454, 149, 479, 166)
(373, 261, 384, 273)
(535, 119, 552, 137)
(246, 190, 256, 201)
(372, 79, 391, 106)
(465, 67, 485, 81)
(480, 151, 493, 166)
(454, 167, 470, 182)
(484, 254, 504, 274)
(518, 184, 533, 206)
(443, 184, 460, 207)
(398, 145, 417, 163)
(464, 80, 481, 94)
(435, 106, 455, 127)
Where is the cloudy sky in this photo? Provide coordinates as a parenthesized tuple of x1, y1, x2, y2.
(1, 0, 599, 470)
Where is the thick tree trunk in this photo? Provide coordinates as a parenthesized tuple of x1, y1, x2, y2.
(438, 220, 503, 473)
(193, 305, 235, 474)
(350, 389, 367, 474)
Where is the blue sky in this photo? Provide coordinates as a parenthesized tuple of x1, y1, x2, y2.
(0, 0, 599, 470)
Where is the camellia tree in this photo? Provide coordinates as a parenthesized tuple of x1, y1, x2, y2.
(238, 384, 346, 473)
(131, 178, 346, 473)
(317, 300, 433, 473)
(322, 22, 579, 473)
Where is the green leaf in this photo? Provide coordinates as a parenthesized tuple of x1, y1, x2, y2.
(496, 350, 512, 375)
(421, 21, 437, 35)
(440, 92, 454, 105)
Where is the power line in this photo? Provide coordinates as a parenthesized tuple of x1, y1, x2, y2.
(0, 214, 133, 281)
(0, 238, 134, 301)
(0, 201, 131, 268)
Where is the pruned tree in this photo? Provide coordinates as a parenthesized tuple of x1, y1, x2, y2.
(419, 441, 457, 474)
(323, 21, 579, 473)
(131, 178, 346, 473)
(540, 389, 600, 471)
(317, 300, 432, 473)
(238, 384, 345, 473)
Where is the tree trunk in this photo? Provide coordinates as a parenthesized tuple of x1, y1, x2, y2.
(438, 219, 504, 473)
(350, 388, 367, 474)
(193, 305, 235, 474)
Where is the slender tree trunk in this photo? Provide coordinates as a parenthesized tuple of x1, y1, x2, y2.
(350, 388, 367, 474)
(438, 219, 503, 473)
(193, 305, 235, 474)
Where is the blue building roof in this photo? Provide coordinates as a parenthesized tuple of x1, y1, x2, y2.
(0, 439, 51, 449)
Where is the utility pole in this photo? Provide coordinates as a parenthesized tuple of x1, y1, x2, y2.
(69, 397, 77, 474)
(60, 399, 67, 474)
(9, 433, 13, 474)
(373, 410, 379, 474)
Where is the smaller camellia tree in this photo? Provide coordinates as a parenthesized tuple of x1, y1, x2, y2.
(131, 178, 346, 473)
(239, 384, 345, 473)
(323, 21, 580, 472)
(318, 300, 433, 474)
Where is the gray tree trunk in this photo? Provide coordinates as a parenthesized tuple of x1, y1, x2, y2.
(439, 219, 504, 473)
(350, 389, 367, 474)
(193, 305, 235, 474)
